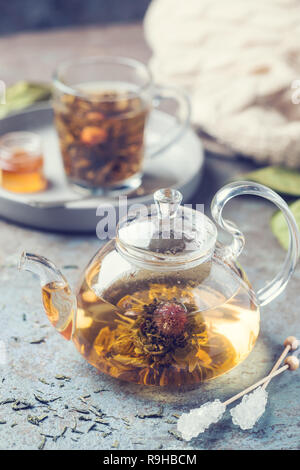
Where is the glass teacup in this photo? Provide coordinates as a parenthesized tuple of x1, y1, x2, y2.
(53, 56, 190, 194)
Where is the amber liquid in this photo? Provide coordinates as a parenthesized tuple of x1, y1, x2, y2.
(0, 150, 46, 193)
(42, 263, 260, 387)
(42, 282, 74, 340)
(54, 81, 149, 189)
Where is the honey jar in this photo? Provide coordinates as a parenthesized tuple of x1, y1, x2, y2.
(0, 132, 47, 193)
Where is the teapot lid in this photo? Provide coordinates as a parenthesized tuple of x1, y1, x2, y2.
(116, 188, 218, 270)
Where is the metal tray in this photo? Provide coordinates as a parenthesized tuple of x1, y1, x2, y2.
(0, 105, 204, 232)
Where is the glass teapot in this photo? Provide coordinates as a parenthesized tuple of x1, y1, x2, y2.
(20, 181, 300, 387)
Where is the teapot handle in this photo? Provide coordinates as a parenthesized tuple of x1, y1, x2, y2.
(211, 181, 300, 306)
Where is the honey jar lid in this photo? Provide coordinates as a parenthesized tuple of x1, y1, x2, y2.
(116, 188, 218, 270)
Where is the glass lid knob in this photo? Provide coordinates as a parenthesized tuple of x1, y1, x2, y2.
(154, 188, 183, 219)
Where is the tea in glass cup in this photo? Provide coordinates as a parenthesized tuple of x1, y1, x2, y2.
(53, 57, 190, 194)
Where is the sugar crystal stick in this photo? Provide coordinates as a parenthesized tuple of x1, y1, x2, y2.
(178, 354, 299, 440)
(230, 337, 299, 430)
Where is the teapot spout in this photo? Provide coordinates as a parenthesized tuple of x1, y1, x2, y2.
(19, 251, 76, 340)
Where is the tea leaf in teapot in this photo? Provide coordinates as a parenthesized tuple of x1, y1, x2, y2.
(271, 199, 300, 250)
(237, 167, 300, 196)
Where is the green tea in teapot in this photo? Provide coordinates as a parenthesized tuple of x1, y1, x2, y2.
(22, 182, 299, 388)
(42, 260, 259, 387)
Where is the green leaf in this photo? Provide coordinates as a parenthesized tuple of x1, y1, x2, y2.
(271, 199, 300, 250)
(0, 81, 52, 119)
(238, 166, 300, 196)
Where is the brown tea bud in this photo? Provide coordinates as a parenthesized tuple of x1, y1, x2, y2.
(153, 301, 187, 337)
(86, 112, 105, 122)
(80, 126, 107, 145)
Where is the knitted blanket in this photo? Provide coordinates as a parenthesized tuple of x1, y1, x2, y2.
(144, 0, 300, 166)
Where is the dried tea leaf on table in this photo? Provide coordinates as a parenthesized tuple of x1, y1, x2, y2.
(271, 199, 300, 250)
(237, 167, 300, 196)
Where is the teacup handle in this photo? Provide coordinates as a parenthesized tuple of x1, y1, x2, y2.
(146, 85, 191, 157)
(211, 181, 300, 306)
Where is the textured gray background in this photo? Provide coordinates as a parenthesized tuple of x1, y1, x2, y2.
(0, 24, 299, 450)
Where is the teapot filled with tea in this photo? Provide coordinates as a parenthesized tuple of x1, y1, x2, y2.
(20, 181, 299, 386)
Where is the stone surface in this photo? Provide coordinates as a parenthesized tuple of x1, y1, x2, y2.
(0, 23, 300, 451)
(0, 23, 151, 86)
